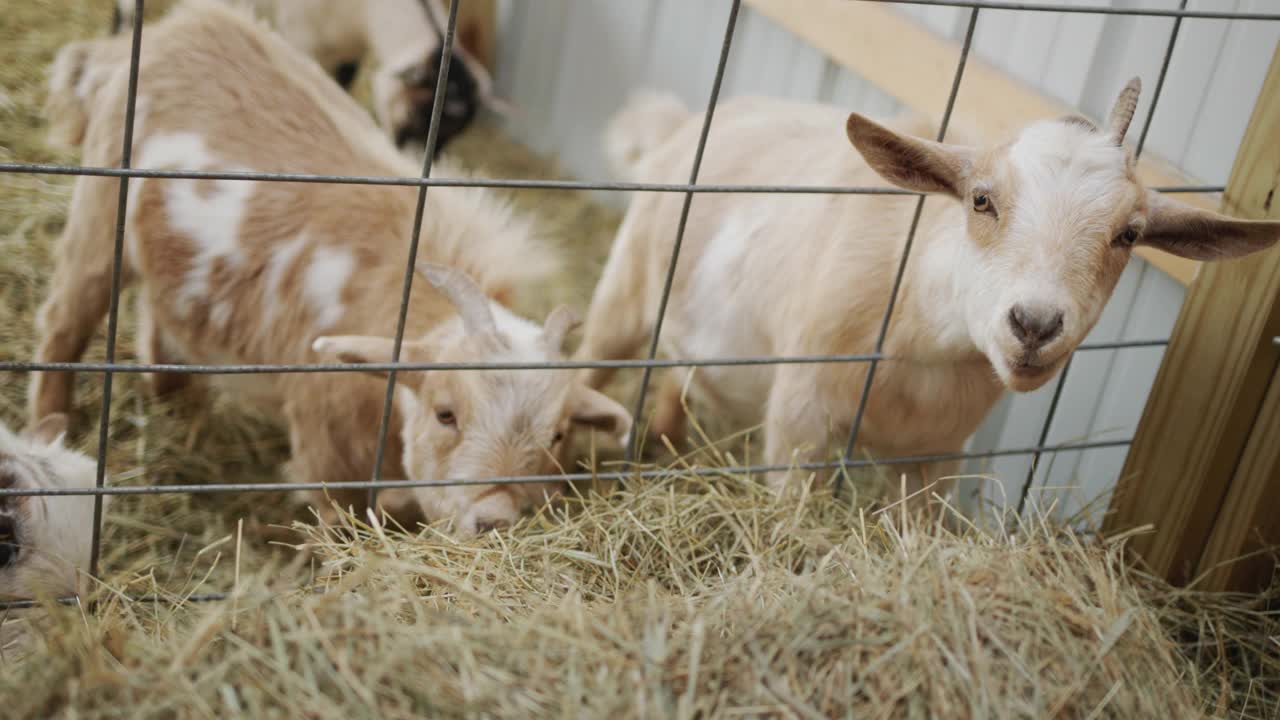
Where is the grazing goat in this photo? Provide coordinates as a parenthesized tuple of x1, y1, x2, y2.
(0, 414, 103, 604)
(580, 81, 1280, 508)
(33, 0, 629, 535)
(112, 0, 502, 156)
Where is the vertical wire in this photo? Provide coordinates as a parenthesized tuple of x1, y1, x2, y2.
(1135, 0, 1188, 159)
(837, 8, 980, 487)
(1014, 0, 1186, 517)
(88, 0, 146, 583)
(369, 0, 462, 509)
(624, 0, 743, 461)
(1014, 357, 1072, 516)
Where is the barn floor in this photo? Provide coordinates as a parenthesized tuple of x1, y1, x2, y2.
(1, 2, 1278, 718)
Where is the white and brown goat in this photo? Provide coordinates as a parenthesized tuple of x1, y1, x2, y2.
(113, 0, 503, 156)
(33, 0, 628, 535)
(580, 82, 1280, 507)
(0, 414, 103, 603)
(0, 415, 106, 658)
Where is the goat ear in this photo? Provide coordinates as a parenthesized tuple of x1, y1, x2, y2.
(311, 336, 433, 389)
(23, 413, 69, 447)
(0, 446, 29, 512)
(846, 113, 972, 199)
(1140, 190, 1280, 261)
(567, 386, 632, 447)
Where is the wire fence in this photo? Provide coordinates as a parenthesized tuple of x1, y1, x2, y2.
(2, 0, 1277, 611)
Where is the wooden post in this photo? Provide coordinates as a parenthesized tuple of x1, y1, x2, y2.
(1197, 361, 1280, 591)
(1104, 43, 1280, 592)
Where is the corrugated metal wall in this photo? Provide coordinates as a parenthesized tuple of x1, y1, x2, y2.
(490, 0, 1279, 523)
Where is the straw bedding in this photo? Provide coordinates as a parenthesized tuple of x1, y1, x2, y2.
(0, 2, 1276, 718)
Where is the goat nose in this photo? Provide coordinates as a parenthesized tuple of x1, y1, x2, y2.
(1008, 304, 1064, 349)
(474, 517, 511, 534)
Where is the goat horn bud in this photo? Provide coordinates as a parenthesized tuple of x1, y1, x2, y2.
(1107, 76, 1142, 145)
(417, 263, 498, 337)
(542, 305, 581, 353)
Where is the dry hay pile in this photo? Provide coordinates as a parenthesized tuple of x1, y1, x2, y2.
(1, 2, 1278, 719)
(2, 477, 1278, 718)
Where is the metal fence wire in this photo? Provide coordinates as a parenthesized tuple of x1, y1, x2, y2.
(2, 0, 1278, 610)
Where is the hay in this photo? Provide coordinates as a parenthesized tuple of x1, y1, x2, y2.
(0, 478, 1276, 718)
(1, 2, 1278, 718)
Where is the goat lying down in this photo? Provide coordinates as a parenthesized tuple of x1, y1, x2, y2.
(112, 0, 503, 156)
(0, 415, 101, 602)
(0, 415, 104, 656)
(581, 82, 1280, 508)
(34, 0, 629, 535)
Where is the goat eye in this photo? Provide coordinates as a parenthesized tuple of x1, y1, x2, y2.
(435, 409, 456, 427)
(551, 431, 564, 446)
(0, 519, 17, 567)
(1116, 227, 1139, 247)
(973, 193, 994, 214)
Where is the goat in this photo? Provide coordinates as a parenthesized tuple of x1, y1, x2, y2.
(0, 414, 102, 604)
(33, 0, 629, 535)
(579, 81, 1280, 509)
(0, 414, 104, 659)
(111, 0, 503, 157)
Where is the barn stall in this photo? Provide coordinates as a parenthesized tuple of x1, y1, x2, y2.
(0, 0, 1277, 716)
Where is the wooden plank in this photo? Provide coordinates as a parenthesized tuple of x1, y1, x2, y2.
(1196, 359, 1280, 591)
(741, 0, 1211, 286)
(1104, 43, 1280, 587)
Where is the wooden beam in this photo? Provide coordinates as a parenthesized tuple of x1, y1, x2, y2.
(1196, 357, 1280, 591)
(1103, 44, 1280, 588)
(742, 0, 1210, 287)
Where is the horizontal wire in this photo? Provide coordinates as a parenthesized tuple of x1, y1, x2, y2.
(0, 435, 1126, 607)
(0, 436, 1129, 608)
(0, 579, 345, 607)
(0, 162, 1223, 196)
(862, 0, 1280, 20)
(0, 591, 232, 610)
(0, 586, 340, 607)
(0, 338, 1168, 375)
(0, 438, 1132, 497)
